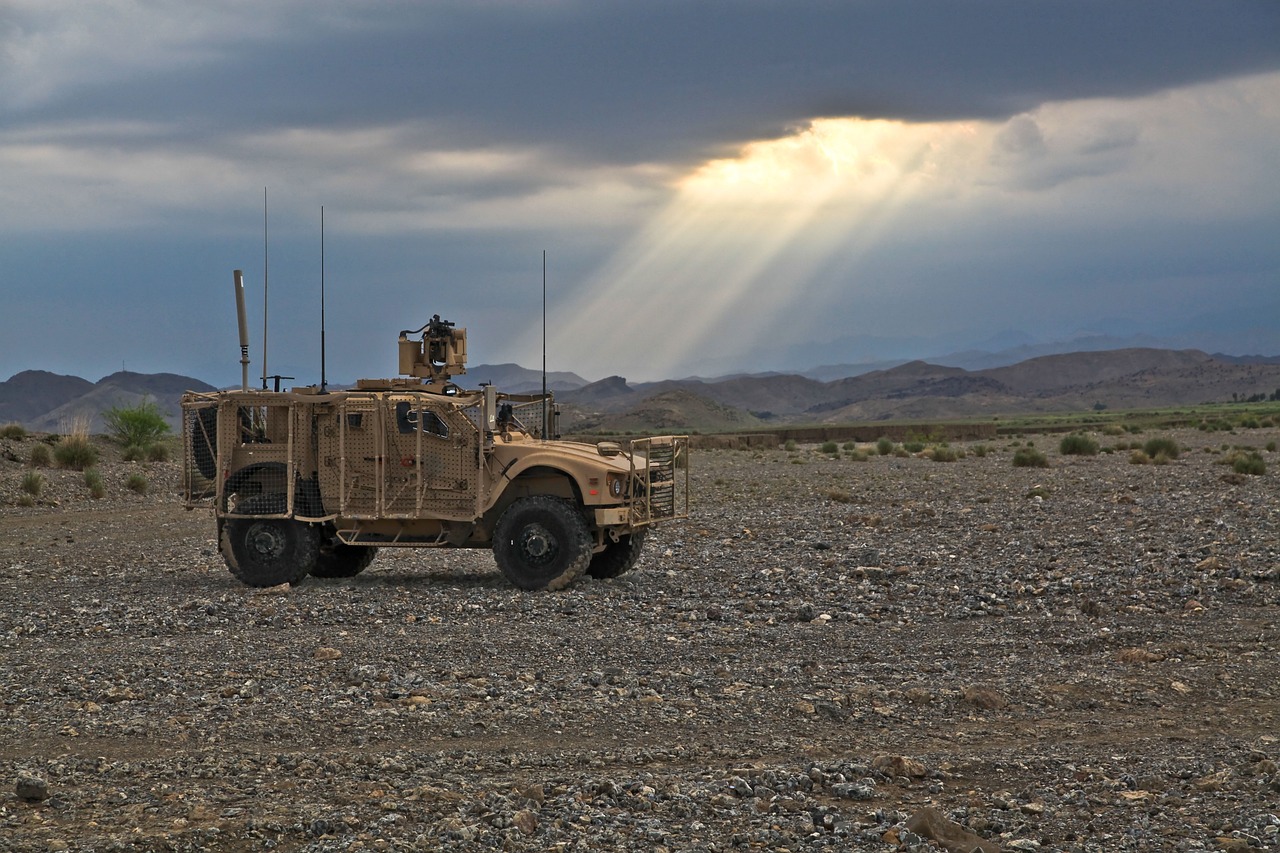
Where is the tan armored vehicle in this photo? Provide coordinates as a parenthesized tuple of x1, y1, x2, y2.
(182, 306, 688, 591)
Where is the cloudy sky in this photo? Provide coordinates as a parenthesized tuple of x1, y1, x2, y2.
(3, 1, 1278, 386)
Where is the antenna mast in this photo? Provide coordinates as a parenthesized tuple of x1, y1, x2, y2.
(320, 205, 327, 393)
(261, 187, 269, 389)
(542, 250, 547, 439)
(233, 269, 250, 391)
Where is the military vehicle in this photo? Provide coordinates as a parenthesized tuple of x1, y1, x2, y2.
(181, 273, 688, 590)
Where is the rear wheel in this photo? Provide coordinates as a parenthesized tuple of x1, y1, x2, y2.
(493, 495, 592, 590)
(311, 543, 378, 578)
(220, 494, 318, 587)
(587, 529, 647, 579)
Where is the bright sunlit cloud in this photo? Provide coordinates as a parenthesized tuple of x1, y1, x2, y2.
(534, 71, 1280, 380)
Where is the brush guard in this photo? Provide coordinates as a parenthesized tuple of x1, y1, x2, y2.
(628, 435, 689, 526)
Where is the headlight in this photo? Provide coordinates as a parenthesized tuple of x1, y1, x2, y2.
(607, 474, 624, 498)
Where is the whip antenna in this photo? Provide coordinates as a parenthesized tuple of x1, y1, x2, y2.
(262, 187, 269, 389)
(542, 250, 547, 439)
(320, 205, 327, 393)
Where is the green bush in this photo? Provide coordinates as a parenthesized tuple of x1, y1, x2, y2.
(820, 441, 839, 455)
(84, 468, 106, 499)
(846, 450, 869, 462)
(1012, 447, 1048, 468)
(930, 446, 958, 462)
(126, 473, 149, 494)
(1267, 441, 1277, 453)
(1, 422, 26, 439)
(29, 443, 52, 467)
(1143, 437, 1180, 460)
(842, 441, 857, 451)
(1059, 434, 1099, 456)
(876, 437, 894, 456)
(21, 471, 43, 496)
(903, 441, 926, 453)
(1229, 451, 1266, 476)
(54, 436, 99, 471)
(147, 442, 171, 462)
(103, 399, 171, 447)
(971, 444, 988, 458)
(784, 439, 797, 452)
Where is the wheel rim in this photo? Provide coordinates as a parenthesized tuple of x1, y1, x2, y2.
(245, 521, 287, 561)
(516, 522, 558, 566)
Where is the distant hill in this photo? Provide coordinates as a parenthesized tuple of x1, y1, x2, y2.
(7, 347, 1280, 437)
(0, 371, 215, 434)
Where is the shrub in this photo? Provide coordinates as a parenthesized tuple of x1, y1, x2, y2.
(846, 450, 869, 462)
(820, 441, 839, 455)
(971, 444, 988, 458)
(1, 422, 26, 439)
(103, 399, 171, 447)
(1228, 450, 1266, 476)
(824, 488, 854, 503)
(903, 441, 926, 453)
(1012, 447, 1048, 468)
(1267, 441, 1277, 453)
(126, 473, 149, 494)
(54, 436, 99, 471)
(1059, 434, 1099, 456)
(1129, 450, 1150, 465)
(17, 494, 36, 507)
(147, 442, 171, 462)
(930, 446, 958, 462)
(29, 443, 52, 467)
(784, 439, 797, 452)
(21, 471, 43, 496)
(84, 468, 106, 499)
(876, 437, 894, 456)
(1102, 424, 1125, 436)
(842, 441, 857, 451)
(1143, 437, 1180, 460)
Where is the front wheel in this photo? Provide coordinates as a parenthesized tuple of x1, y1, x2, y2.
(493, 496, 592, 590)
(220, 494, 318, 587)
(587, 529, 647, 579)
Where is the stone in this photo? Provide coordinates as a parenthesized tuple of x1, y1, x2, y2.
(16, 775, 49, 801)
(904, 807, 1001, 853)
(314, 647, 343, 660)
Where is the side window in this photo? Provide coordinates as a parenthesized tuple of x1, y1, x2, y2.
(394, 402, 450, 438)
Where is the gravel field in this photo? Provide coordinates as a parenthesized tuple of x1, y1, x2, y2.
(1, 429, 1278, 852)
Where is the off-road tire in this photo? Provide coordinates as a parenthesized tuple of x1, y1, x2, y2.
(311, 543, 378, 579)
(220, 494, 318, 587)
(493, 495, 592, 590)
(587, 529, 647, 579)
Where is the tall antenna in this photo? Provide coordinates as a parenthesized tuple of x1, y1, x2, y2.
(233, 269, 250, 391)
(261, 187, 269, 390)
(542, 249, 547, 439)
(320, 205, 327, 393)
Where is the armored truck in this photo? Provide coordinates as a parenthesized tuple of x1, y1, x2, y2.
(181, 313, 688, 590)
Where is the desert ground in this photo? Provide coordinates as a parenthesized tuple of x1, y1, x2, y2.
(1, 428, 1277, 852)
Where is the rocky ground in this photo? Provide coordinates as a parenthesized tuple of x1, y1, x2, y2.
(1, 428, 1278, 852)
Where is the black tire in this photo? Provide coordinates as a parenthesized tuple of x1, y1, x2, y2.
(220, 494, 318, 587)
(493, 495, 592, 590)
(587, 529, 647, 579)
(311, 543, 378, 578)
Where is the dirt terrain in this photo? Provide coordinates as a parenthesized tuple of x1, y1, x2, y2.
(1, 429, 1277, 851)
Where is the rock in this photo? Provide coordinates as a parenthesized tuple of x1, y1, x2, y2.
(905, 806, 1001, 853)
(313, 647, 343, 660)
(872, 754, 927, 778)
(961, 685, 1007, 710)
(513, 809, 538, 836)
(830, 781, 875, 800)
(16, 774, 49, 801)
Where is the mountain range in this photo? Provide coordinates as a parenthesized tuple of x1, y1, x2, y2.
(4, 348, 1279, 436)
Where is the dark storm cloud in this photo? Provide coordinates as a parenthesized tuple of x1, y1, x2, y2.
(13, 0, 1280, 166)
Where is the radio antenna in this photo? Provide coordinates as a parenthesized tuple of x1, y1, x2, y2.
(542, 249, 547, 439)
(320, 205, 328, 393)
(261, 187, 269, 390)
(233, 269, 250, 391)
